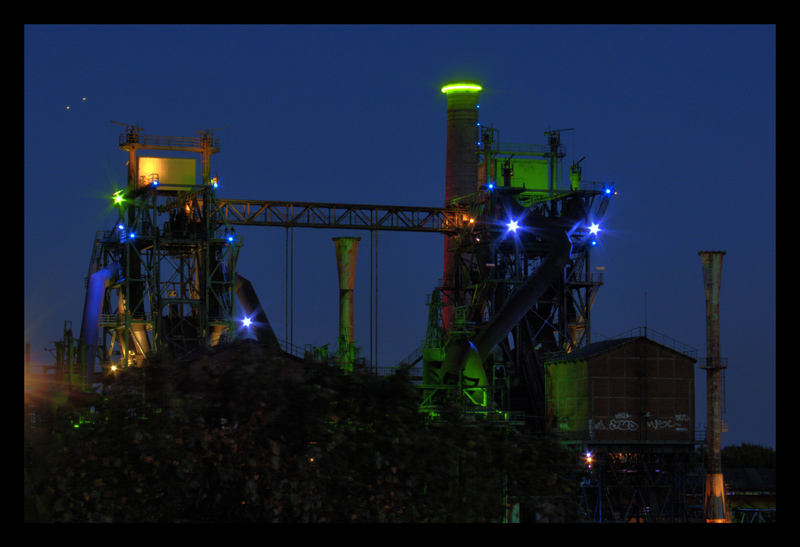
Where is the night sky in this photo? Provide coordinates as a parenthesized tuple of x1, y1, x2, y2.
(25, 25, 775, 449)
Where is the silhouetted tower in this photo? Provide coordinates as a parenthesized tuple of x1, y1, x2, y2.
(699, 250, 730, 523)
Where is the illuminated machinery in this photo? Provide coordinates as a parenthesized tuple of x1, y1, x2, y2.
(74, 82, 613, 418)
(421, 82, 614, 429)
(79, 124, 279, 385)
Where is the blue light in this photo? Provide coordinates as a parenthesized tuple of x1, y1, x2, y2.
(488, 183, 494, 190)
(591, 240, 597, 246)
(589, 222, 600, 235)
(507, 219, 519, 232)
(242, 317, 252, 328)
(605, 188, 611, 194)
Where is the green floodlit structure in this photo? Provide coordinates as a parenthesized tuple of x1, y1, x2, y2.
(424, 80, 610, 429)
(28, 80, 718, 522)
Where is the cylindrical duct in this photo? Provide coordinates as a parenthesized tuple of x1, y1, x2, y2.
(333, 237, 361, 372)
(699, 250, 730, 523)
(79, 263, 120, 386)
(441, 81, 481, 332)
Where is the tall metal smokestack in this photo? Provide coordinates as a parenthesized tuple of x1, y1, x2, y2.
(333, 237, 361, 373)
(699, 250, 730, 523)
(441, 81, 482, 331)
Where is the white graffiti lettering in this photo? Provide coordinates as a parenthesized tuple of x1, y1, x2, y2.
(592, 414, 689, 433)
(609, 419, 638, 431)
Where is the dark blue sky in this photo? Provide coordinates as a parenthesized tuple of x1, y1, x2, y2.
(25, 25, 775, 449)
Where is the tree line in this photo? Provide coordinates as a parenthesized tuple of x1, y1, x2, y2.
(25, 342, 581, 523)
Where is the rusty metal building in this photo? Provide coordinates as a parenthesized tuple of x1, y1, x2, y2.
(545, 328, 702, 522)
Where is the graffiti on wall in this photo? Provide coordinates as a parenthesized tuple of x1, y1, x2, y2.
(590, 413, 690, 433)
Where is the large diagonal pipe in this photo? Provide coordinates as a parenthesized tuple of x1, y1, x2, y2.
(440, 203, 585, 404)
(472, 225, 573, 362)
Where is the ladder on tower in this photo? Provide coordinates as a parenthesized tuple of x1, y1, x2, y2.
(85, 230, 110, 288)
(569, 252, 586, 284)
(595, 194, 610, 220)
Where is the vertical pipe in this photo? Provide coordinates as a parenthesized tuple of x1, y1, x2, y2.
(699, 250, 730, 523)
(333, 237, 361, 373)
(441, 81, 481, 332)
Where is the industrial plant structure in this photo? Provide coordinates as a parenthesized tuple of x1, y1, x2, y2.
(27, 81, 724, 522)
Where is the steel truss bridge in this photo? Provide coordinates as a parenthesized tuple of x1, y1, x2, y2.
(213, 199, 468, 233)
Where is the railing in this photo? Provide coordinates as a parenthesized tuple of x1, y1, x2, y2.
(393, 343, 424, 368)
(277, 337, 313, 360)
(571, 272, 604, 284)
(594, 327, 698, 359)
(119, 133, 219, 150)
(100, 314, 155, 326)
(579, 180, 612, 193)
(698, 357, 728, 369)
(489, 141, 565, 157)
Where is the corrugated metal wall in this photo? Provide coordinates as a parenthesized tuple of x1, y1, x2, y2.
(546, 337, 695, 443)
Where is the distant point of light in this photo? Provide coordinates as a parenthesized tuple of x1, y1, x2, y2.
(113, 192, 124, 204)
(242, 317, 252, 328)
(591, 240, 598, 246)
(605, 188, 611, 194)
(589, 222, 600, 235)
(507, 219, 519, 232)
(488, 183, 494, 190)
(441, 82, 482, 94)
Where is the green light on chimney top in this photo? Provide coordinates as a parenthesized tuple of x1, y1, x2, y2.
(441, 82, 482, 94)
